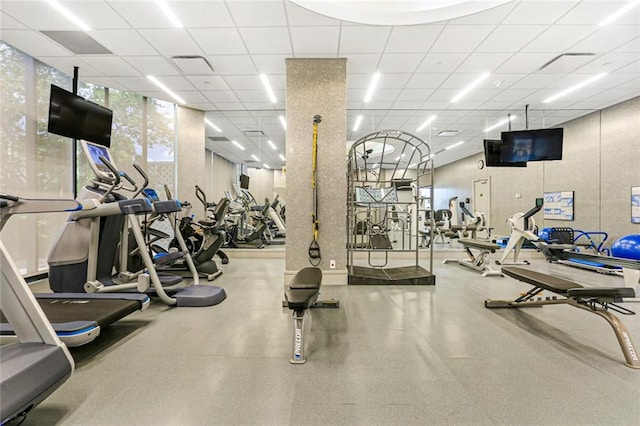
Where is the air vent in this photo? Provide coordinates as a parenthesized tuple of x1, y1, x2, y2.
(243, 130, 265, 136)
(436, 130, 460, 137)
(171, 56, 215, 75)
(207, 136, 229, 142)
(40, 31, 112, 54)
(538, 53, 596, 73)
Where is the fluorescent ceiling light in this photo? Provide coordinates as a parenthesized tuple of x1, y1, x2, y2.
(451, 72, 490, 103)
(599, 0, 640, 26)
(232, 140, 245, 150)
(157, 1, 183, 28)
(364, 73, 381, 103)
(44, 0, 91, 31)
(263, 163, 270, 169)
(409, 163, 417, 168)
(147, 75, 185, 104)
(353, 115, 363, 131)
(251, 154, 260, 161)
(543, 73, 607, 103)
(279, 154, 285, 161)
(372, 163, 378, 168)
(445, 141, 465, 150)
(267, 140, 276, 150)
(416, 115, 437, 132)
(204, 118, 221, 132)
(260, 74, 277, 103)
(483, 115, 516, 133)
(279, 115, 287, 130)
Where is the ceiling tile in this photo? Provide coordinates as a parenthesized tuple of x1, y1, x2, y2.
(494, 52, 557, 73)
(124, 56, 181, 76)
(173, 91, 208, 103)
(90, 30, 157, 56)
(557, 1, 634, 25)
(189, 28, 247, 55)
(1, 11, 26, 29)
(138, 29, 203, 56)
(396, 88, 434, 102)
(239, 27, 292, 54)
(377, 53, 424, 73)
(405, 73, 450, 89)
(450, 1, 517, 24)
(207, 55, 257, 75)
(614, 36, 640, 52)
(570, 25, 640, 53)
(38, 56, 102, 78)
(291, 27, 340, 55)
(476, 25, 548, 53)
(521, 25, 596, 53)
(577, 52, 640, 73)
(1, 30, 74, 56)
(204, 90, 240, 103)
(376, 73, 412, 89)
(107, 1, 180, 29)
(456, 52, 512, 73)
(345, 54, 381, 73)
(430, 25, 494, 53)
(252, 55, 287, 74)
(384, 25, 444, 53)
(80, 56, 141, 76)
(0, 1, 82, 30)
(224, 75, 263, 91)
(168, 1, 235, 27)
(84, 76, 128, 91)
(285, 2, 342, 26)
(226, 1, 287, 27)
(339, 26, 391, 54)
(186, 76, 230, 91)
(187, 102, 215, 111)
(116, 76, 169, 92)
(235, 90, 273, 103)
(416, 53, 468, 73)
(505, 0, 581, 25)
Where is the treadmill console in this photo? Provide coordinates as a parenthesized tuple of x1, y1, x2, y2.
(81, 140, 117, 182)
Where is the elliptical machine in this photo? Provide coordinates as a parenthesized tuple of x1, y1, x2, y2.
(496, 198, 543, 265)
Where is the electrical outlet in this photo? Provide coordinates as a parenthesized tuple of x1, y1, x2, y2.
(330, 259, 336, 269)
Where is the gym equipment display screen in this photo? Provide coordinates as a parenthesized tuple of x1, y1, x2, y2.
(500, 128, 563, 163)
(240, 174, 250, 190)
(48, 84, 113, 147)
(81, 140, 117, 181)
(483, 139, 526, 167)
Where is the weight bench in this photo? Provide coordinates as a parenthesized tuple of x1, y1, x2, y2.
(485, 266, 639, 369)
(443, 239, 503, 277)
(284, 267, 339, 364)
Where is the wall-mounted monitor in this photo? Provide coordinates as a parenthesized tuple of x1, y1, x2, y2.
(483, 139, 526, 167)
(48, 84, 113, 147)
(500, 128, 563, 163)
(239, 174, 250, 190)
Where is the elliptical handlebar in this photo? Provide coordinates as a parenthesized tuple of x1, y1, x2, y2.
(98, 156, 121, 203)
(131, 163, 149, 198)
(195, 185, 207, 208)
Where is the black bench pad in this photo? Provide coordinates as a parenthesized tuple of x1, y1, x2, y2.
(567, 287, 636, 299)
(289, 267, 322, 290)
(502, 266, 583, 295)
(458, 239, 501, 252)
(285, 288, 319, 310)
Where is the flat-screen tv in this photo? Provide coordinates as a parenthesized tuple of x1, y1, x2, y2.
(483, 139, 526, 167)
(500, 128, 563, 163)
(48, 84, 113, 147)
(239, 174, 250, 190)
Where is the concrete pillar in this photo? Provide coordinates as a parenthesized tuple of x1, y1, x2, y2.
(176, 106, 204, 217)
(285, 58, 347, 285)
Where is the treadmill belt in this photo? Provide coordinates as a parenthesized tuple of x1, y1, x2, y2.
(1, 298, 142, 328)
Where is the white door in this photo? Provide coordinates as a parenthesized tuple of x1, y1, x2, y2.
(473, 177, 491, 229)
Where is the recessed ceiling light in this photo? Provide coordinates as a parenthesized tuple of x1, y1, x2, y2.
(260, 74, 277, 103)
(157, 1, 183, 28)
(416, 115, 437, 132)
(599, 0, 640, 26)
(353, 115, 363, 131)
(263, 163, 270, 169)
(44, 0, 91, 31)
(451, 72, 490, 103)
(267, 140, 277, 150)
(232, 140, 245, 150)
(147, 75, 185, 104)
(279, 154, 285, 161)
(251, 154, 260, 161)
(364, 72, 381, 103)
(445, 141, 465, 150)
(436, 130, 460, 136)
(483, 115, 516, 133)
(204, 118, 221, 132)
(543, 73, 607, 103)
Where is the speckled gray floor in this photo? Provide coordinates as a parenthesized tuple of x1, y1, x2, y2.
(19, 255, 640, 425)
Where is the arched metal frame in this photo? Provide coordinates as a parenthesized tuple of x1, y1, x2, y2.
(347, 130, 434, 279)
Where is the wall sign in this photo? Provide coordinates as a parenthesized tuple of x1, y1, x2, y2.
(543, 191, 574, 221)
(632, 186, 640, 224)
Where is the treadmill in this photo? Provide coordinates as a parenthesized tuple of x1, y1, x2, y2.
(0, 195, 150, 347)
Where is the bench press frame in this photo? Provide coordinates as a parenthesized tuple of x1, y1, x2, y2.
(485, 266, 639, 369)
(443, 239, 503, 277)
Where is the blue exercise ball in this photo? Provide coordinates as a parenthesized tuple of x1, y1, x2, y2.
(611, 234, 640, 260)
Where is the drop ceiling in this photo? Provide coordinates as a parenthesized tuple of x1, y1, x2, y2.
(1, 0, 639, 168)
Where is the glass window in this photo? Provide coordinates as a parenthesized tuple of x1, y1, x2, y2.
(146, 98, 176, 197)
